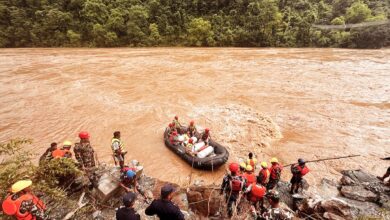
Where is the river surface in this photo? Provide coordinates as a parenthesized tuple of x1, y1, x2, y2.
(0, 48, 389, 187)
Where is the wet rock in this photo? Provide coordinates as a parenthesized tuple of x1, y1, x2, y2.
(186, 186, 222, 217)
(319, 199, 353, 219)
(340, 185, 378, 202)
(297, 197, 353, 220)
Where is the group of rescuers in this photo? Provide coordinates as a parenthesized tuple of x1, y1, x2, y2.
(3, 115, 390, 220)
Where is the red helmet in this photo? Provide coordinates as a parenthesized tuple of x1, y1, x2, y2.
(190, 120, 194, 125)
(205, 128, 210, 133)
(79, 131, 89, 139)
(189, 139, 193, 143)
(174, 115, 178, 120)
(229, 163, 239, 173)
(172, 131, 178, 135)
(169, 123, 174, 128)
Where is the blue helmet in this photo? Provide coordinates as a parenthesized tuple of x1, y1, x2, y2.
(126, 170, 136, 179)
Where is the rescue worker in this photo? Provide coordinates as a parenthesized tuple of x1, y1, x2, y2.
(267, 157, 282, 190)
(51, 147, 65, 159)
(185, 138, 195, 155)
(290, 158, 309, 194)
(245, 176, 266, 210)
(239, 162, 247, 175)
(258, 162, 270, 186)
(119, 168, 138, 193)
(221, 163, 246, 217)
(244, 165, 256, 187)
(187, 120, 197, 137)
(261, 190, 293, 220)
(145, 184, 184, 220)
(200, 128, 211, 145)
(377, 166, 390, 186)
(1, 180, 47, 220)
(39, 142, 57, 164)
(116, 192, 140, 220)
(172, 116, 182, 133)
(62, 141, 73, 158)
(169, 131, 179, 145)
(112, 131, 126, 169)
(167, 123, 176, 135)
(74, 131, 98, 186)
(246, 152, 258, 168)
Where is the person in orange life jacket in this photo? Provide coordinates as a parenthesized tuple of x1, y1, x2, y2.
(39, 142, 57, 165)
(258, 162, 270, 186)
(290, 158, 310, 194)
(245, 176, 266, 212)
(169, 131, 179, 145)
(120, 168, 139, 193)
(220, 163, 246, 217)
(187, 120, 197, 137)
(246, 152, 258, 168)
(267, 157, 282, 190)
(2, 180, 48, 220)
(200, 128, 211, 145)
(244, 165, 256, 187)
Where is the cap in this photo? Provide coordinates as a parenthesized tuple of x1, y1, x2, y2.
(11, 180, 32, 193)
(123, 192, 137, 206)
(161, 184, 175, 198)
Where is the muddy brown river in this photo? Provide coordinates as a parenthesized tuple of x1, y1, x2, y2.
(0, 48, 389, 188)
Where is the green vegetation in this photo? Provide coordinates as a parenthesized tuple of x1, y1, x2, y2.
(0, 0, 389, 48)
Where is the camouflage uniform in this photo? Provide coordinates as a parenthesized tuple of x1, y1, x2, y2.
(74, 141, 96, 168)
(261, 207, 293, 220)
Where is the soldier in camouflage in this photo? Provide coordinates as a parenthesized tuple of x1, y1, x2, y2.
(261, 190, 293, 220)
(74, 131, 98, 185)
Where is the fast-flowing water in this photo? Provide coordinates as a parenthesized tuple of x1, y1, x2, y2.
(0, 48, 389, 187)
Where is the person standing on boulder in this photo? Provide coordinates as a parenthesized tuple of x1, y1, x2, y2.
(116, 192, 140, 220)
(377, 166, 390, 186)
(74, 131, 98, 185)
(112, 131, 126, 169)
(221, 163, 246, 217)
(267, 157, 282, 190)
(290, 158, 309, 194)
(145, 184, 184, 220)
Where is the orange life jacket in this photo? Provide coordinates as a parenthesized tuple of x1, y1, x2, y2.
(52, 149, 65, 158)
(249, 183, 266, 202)
(244, 173, 256, 187)
(2, 193, 46, 220)
(259, 168, 270, 184)
(294, 164, 310, 176)
(230, 176, 243, 192)
(270, 163, 282, 180)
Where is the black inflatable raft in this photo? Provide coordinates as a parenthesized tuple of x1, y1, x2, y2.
(163, 127, 229, 170)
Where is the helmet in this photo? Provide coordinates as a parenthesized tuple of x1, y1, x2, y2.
(11, 180, 32, 193)
(126, 170, 136, 179)
(229, 163, 239, 173)
(63, 141, 72, 146)
(239, 162, 246, 169)
(261, 162, 268, 168)
(174, 115, 178, 120)
(172, 131, 178, 135)
(188, 139, 193, 143)
(298, 158, 305, 165)
(79, 131, 89, 139)
(190, 120, 194, 125)
(246, 165, 253, 172)
(169, 123, 174, 128)
(270, 157, 278, 163)
(205, 128, 210, 133)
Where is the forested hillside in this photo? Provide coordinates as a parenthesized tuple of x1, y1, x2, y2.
(0, 0, 389, 48)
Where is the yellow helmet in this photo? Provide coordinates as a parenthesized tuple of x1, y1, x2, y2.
(239, 162, 246, 169)
(11, 180, 32, 193)
(246, 165, 253, 172)
(270, 157, 278, 163)
(261, 162, 268, 168)
(63, 140, 72, 146)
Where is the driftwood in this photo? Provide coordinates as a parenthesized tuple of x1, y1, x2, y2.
(62, 192, 88, 220)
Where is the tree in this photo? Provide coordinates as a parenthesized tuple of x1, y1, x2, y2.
(346, 1, 372, 24)
(331, 16, 345, 25)
(186, 18, 215, 46)
(148, 23, 162, 45)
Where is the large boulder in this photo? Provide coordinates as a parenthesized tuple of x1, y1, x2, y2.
(297, 197, 353, 220)
(340, 185, 378, 202)
(186, 185, 222, 217)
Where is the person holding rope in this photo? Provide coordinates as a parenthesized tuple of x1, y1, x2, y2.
(220, 163, 246, 217)
(290, 158, 309, 194)
(267, 158, 282, 190)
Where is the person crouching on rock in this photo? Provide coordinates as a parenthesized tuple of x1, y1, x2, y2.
(145, 184, 184, 220)
(116, 192, 140, 220)
(290, 158, 309, 194)
(112, 131, 126, 169)
(377, 166, 390, 186)
(120, 169, 138, 193)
